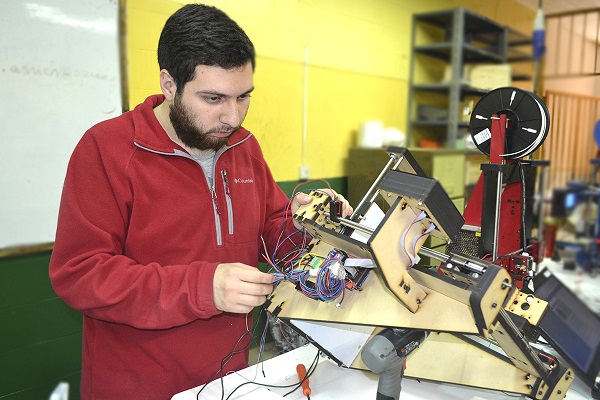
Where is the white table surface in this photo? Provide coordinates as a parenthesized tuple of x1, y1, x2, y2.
(172, 344, 592, 400)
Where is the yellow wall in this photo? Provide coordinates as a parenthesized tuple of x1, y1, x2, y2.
(126, 0, 534, 182)
(126, 0, 451, 181)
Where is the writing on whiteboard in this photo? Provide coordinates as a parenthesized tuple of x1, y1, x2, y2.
(2, 61, 117, 83)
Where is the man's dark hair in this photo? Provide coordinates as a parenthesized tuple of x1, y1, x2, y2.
(157, 4, 255, 92)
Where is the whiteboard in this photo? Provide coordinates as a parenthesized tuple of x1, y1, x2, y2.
(0, 0, 122, 249)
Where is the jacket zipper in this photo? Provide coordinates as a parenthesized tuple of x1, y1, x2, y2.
(221, 170, 234, 235)
(211, 185, 223, 246)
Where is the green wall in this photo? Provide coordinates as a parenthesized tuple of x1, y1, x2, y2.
(0, 252, 82, 400)
(277, 177, 347, 199)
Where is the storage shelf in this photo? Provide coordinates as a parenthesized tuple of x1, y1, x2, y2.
(507, 48, 533, 62)
(411, 120, 449, 126)
(413, 83, 489, 96)
(416, 8, 505, 36)
(407, 7, 532, 149)
(411, 120, 470, 128)
(412, 83, 451, 92)
(508, 28, 532, 46)
(507, 28, 534, 79)
(512, 72, 533, 81)
(415, 42, 504, 63)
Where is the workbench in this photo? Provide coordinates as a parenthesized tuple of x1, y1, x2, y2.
(171, 343, 591, 400)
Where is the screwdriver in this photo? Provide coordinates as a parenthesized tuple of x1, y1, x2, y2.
(296, 363, 311, 400)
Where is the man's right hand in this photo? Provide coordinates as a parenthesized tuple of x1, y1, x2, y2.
(213, 263, 274, 314)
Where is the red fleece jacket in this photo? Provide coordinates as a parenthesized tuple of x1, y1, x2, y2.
(49, 95, 296, 399)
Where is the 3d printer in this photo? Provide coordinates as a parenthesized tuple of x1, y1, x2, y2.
(265, 88, 600, 400)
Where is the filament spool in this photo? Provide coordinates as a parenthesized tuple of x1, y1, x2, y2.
(469, 87, 550, 159)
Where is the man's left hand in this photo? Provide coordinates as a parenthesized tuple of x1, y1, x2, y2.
(291, 189, 353, 230)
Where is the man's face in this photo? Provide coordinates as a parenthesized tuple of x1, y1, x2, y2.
(169, 62, 254, 151)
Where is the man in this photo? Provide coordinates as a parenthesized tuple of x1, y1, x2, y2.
(49, 4, 350, 399)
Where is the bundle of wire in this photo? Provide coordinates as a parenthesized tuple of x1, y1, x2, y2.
(298, 258, 345, 301)
(264, 182, 348, 303)
(271, 255, 346, 302)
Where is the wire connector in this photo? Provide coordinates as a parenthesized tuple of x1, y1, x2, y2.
(328, 260, 346, 279)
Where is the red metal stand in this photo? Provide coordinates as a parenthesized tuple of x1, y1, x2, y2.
(462, 114, 529, 287)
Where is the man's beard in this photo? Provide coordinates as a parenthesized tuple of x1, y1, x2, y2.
(169, 94, 234, 151)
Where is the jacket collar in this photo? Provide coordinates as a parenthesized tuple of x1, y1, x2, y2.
(132, 94, 251, 154)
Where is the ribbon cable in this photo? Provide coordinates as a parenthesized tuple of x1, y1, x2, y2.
(400, 211, 428, 268)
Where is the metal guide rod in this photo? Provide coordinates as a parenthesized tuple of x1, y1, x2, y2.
(350, 153, 403, 221)
(417, 246, 487, 274)
(324, 213, 374, 234)
(536, 164, 547, 273)
(492, 171, 502, 261)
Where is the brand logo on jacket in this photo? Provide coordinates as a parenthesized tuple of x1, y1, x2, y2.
(234, 178, 254, 184)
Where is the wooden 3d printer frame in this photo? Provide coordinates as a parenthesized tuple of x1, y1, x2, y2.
(266, 148, 574, 400)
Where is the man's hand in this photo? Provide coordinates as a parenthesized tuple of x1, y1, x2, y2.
(213, 263, 274, 313)
(291, 189, 353, 230)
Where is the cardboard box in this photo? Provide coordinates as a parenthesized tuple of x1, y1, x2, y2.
(459, 99, 474, 123)
(464, 64, 511, 90)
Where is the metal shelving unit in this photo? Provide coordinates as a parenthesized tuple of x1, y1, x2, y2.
(507, 28, 534, 82)
(407, 7, 508, 148)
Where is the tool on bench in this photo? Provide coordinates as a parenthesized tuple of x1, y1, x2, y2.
(296, 363, 311, 400)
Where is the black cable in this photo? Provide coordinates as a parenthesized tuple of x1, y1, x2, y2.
(197, 308, 309, 400)
(196, 330, 251, 400)
(222, 347, 320, 400)
(196, 317, 255, 400)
